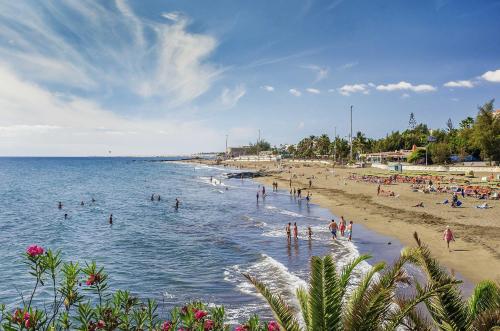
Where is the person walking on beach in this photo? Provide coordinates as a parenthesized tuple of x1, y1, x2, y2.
(285, 223, 291, 240)
(256, 191, 260, 202)
(309, 179, 312, 188)
(308, 226, 313, 240)
(109, 214, 113, 225)
(347, 221, 353, 241)
(262, 186, 266, 197)
(293, 222, 298, 239)
(339, 216, 346, 237)
(297, 189, 302, 198)
(329, 219, 338, 239)
(377, 184, 381, 196)
(443, 226, 455, 251)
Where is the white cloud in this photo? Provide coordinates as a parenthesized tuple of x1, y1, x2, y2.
(338, 61, 358, 70)
(220, 84, 246, 108)
(0, 65, 222, 155)
(0, 1, 220, 107)
(444, 80, 474, 88)
(338, 84, 369, 96)
(481, 69, 500, 83)
(306, 88, 320, 94)
(261, 85, 275, 92)
(162, 11, 182, 22)
(289, 88, 302, 97)
(301, 65, 329, 82)
(376, 81, 436, 93)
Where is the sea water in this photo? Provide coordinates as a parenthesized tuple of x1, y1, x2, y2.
(0, 157, 411, 322)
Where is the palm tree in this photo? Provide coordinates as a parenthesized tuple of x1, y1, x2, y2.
(244, 251, 453, 331)
(408, 233, 500, 331)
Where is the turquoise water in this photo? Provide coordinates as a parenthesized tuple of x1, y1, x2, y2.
(0, 157, 408, 322)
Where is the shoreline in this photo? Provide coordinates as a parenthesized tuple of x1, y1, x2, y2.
(185, 159, 500, 285)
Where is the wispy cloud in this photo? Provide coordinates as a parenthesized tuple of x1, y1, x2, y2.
(401, 93, 411, 99)
(338, 84, 369, 96)
(220, 84, 246, 108)
(338, 61, 358, 70)
(327, 0, 345, 10)
(444, 80, 475, 88)
(481, 69, 500, 83)
(0, 65, 221, 155)
(0, 1, 220, 107)
(376, 81, 436, 93)
(302, 65, 329, 82)
(261, 85, 275, 92)
(306, 88, 321, 94)
(289, 88, 302, 97)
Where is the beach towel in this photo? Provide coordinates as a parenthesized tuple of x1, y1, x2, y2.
(456, 200, 462, 207)
(476, 203, 491, 209)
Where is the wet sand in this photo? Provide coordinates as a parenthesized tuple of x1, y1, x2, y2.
(190, 159, 500, 284)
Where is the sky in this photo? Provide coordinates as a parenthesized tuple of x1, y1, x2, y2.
(0, 0, 499, 156)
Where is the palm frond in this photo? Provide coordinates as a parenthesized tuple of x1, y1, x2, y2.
(468, 280, 500, 322)
(296, 287, 310, 331)
(385, 281, 456, 331)
(471, 308, 500, 331)
(243, 273, 301, 331)
(344, 261, 385, 327)
(412, 232, 469, 330)
(308, 256, 326, 330)
(323, 255, 342, 331)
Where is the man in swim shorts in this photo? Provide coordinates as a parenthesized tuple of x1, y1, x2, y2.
(329, 219, 338, 239)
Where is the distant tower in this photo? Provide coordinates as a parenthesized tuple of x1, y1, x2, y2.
(408, 112, 417, 130)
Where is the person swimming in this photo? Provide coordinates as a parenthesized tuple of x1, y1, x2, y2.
(151, 194, 155, 201)
(80, 201, 84, 206)
(109, 214, 113, 225)
(329, 219, 338, 239)
(91, 197, 96, 203)
(58, 202, 63, 209)
(157, 195, 161, 201)
(175, 198, 180, 209)
(64, 213, 68, 220)
(308, 226, 312, 240)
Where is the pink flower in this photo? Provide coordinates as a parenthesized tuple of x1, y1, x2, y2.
(203, 319, 214, 330)
(235, 326, 248, 331)
(23, 312, 30, 321)
(268, 321, 279, 331)
(162, 321, 173, 331)
(194, 310, 208, 320)
(24, 318, 31, 329)
(26, 245, 44, 257)
(97, 320, 105, 329)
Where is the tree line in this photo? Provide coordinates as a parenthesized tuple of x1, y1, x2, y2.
(270, 100, 499, 164)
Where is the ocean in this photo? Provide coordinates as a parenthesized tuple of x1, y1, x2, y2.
(0, 157, 413, 323)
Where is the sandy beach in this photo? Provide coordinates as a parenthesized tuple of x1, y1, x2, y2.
(190, 159, 500, 284)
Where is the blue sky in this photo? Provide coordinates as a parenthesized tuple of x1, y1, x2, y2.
(0, 0, 499, 155)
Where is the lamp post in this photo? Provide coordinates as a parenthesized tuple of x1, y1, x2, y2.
(349, 105, 353, 161)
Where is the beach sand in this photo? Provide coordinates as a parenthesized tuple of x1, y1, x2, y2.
(191, 159, 500, 284)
